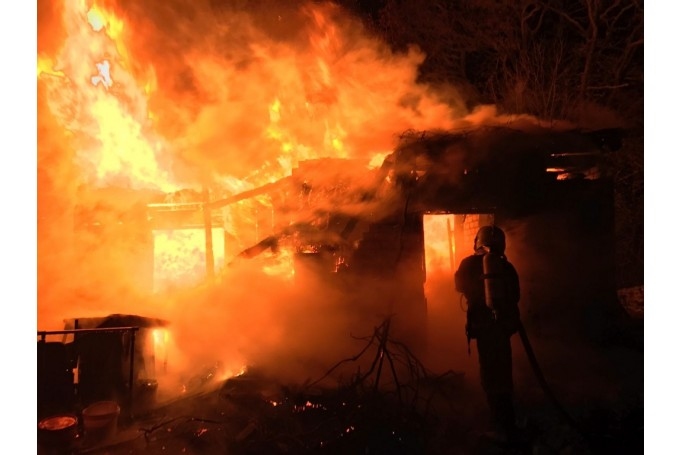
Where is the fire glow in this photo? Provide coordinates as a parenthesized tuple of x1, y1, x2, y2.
(39, 0, 465, 193)
(152, 228, 225, 293)
(38, 0, 471, 313)
(37, 0, 489, 387)
(39, 0, 172, 192)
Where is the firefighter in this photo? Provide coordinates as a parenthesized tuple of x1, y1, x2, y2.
(455, 225, 521, 443)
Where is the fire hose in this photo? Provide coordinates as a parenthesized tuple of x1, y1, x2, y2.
(515, 320, 602, 449)
(480, 250, 596, 447)
(516, 321, 581, 430)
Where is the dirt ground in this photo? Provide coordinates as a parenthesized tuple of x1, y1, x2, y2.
(39, 311, 642, 455)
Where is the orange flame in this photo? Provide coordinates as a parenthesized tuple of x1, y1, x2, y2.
(39, 0, 173, 191)
(39, 0, 471, 198)
(37, 0, 474, 324)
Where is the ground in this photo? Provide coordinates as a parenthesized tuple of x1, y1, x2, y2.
(40, 312, 643, 455)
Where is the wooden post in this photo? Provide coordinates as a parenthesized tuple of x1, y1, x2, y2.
(128, 330, 136, 420)
(202, 187, 215, 281)
(447, 216, 455, 274)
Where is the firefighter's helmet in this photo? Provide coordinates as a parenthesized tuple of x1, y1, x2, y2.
(474, 225, 506, 254)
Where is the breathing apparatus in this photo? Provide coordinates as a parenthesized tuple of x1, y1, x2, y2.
(474, 225, 508, 322)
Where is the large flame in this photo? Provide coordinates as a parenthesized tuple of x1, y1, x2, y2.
(39, 0, 172, 191)
(37, 0, 480, 387)
(39, 0, 467, 194)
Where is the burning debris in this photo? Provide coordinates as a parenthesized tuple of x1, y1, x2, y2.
(41, 317, 467, 454)
(38, 315, 641, 454)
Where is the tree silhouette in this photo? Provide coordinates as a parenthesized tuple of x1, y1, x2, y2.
(339, 0, 643, 287)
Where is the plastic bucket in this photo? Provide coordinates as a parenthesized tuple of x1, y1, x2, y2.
(82, 401, 120, 443)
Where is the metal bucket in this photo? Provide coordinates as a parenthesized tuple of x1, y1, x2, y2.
(134, 379, 159, 414)
(38, 414, 79, 451)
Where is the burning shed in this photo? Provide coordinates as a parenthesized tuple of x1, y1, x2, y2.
(58, 122, 623, 358)
(37, 0, 640, 452)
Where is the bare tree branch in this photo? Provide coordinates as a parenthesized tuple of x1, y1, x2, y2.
(587, 84, 630, 90)
(538, 0, 587, 36)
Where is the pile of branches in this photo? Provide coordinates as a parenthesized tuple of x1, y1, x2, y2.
(219, 316, 465, 454)
(131, 317, 466, 455)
